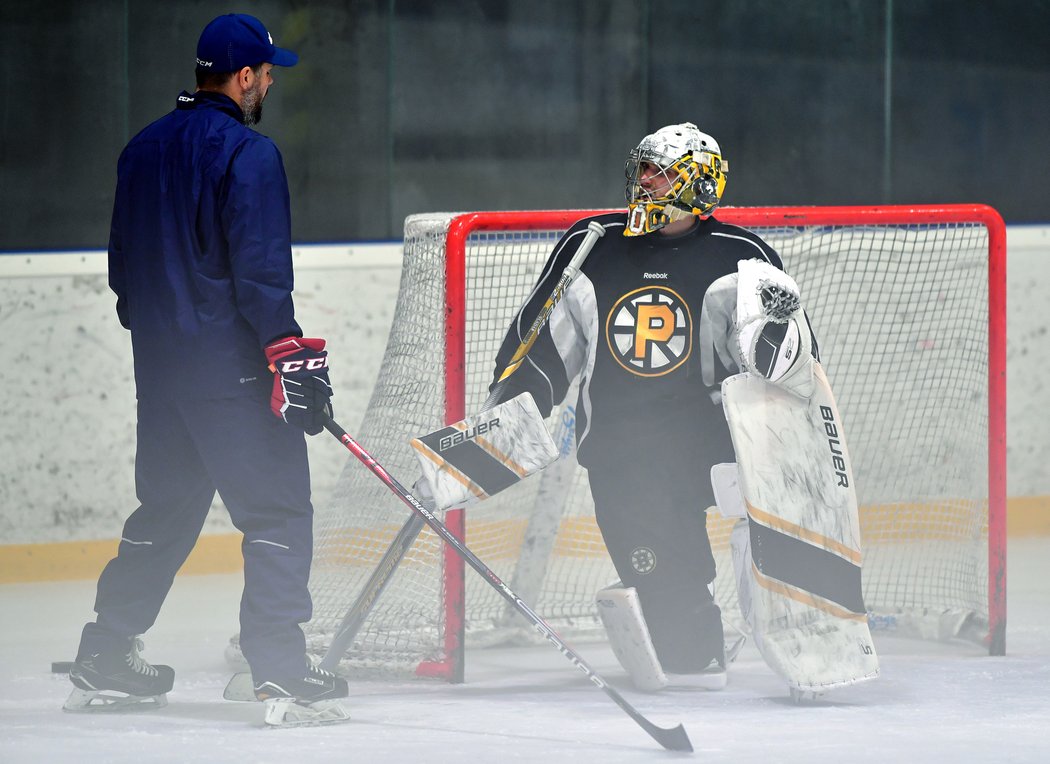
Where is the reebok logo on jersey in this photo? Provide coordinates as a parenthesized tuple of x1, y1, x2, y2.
(643, 272, 668, 279)
(605, 286, 692, 377)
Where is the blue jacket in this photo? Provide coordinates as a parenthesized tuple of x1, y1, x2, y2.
(108, 90, 301, 400)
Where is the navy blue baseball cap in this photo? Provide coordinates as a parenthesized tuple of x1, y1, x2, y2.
(196, 14, 299, 72)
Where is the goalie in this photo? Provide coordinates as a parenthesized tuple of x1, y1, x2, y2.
(473, 123, 768, 690)
(482, 122, 878, 695)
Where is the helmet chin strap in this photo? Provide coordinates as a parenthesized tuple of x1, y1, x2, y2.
(664, 206, 695, 223)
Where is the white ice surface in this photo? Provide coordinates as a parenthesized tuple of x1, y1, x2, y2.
(2, 538, 1048, 763)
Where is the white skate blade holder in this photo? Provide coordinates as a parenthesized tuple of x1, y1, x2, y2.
(263, 697, 351, 728)
(225, 672, 352, 727)
(63, 687, 168, 713)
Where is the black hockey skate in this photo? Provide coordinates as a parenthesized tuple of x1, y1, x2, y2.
(666, 650, 728, 691)
(253, 664, 350, 727)
(64, 636, 175, 712)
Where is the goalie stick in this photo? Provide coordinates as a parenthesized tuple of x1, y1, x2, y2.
(320, 412, 691, 752)
(317, 220, 607, 675)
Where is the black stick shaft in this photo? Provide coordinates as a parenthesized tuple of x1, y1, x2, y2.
(323, 414, 692, 752)
(319, 512, 425, 671)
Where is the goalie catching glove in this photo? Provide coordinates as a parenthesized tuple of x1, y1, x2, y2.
(265, 336, 334, 435)
(699, 259, 816, 398)
(735, 258, 815, 398)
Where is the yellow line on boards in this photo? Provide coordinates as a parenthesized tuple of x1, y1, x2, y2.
(2, 496, 1049, 584)
(1007, 496, 1050, 535)
(0, 534, 244, 585)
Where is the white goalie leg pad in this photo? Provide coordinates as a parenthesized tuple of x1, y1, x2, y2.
(710, 464, 751, 661)
(710, 466, 754, 630)
(721, 364, 879, 694)
(596, 585, 728, 692)
(411, 393, 559, 511)
(595, 586, 668, 692)
(729, 518, 755, 636)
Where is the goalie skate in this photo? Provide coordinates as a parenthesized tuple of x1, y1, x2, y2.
(63, 636, 174, 713)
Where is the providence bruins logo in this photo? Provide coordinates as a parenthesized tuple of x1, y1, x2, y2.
(605, 286, 692, 376)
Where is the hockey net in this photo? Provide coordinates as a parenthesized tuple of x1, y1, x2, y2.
(306, 205, 1006, 680)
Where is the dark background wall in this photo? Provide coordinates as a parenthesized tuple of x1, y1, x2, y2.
(2, 0, 1047, 250)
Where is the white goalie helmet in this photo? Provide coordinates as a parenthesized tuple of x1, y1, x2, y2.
(624, 122, 729, 237)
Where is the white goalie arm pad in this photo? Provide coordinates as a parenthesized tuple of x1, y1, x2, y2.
(735, 258, 815, 398)
(699, 273, 742, 387)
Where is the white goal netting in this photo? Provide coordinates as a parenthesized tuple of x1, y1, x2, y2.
(305, 206, 1006, 678)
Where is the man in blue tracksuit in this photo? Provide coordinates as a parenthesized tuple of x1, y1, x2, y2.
(66, 14, 348, 718)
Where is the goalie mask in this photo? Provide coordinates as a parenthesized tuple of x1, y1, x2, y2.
(624, 122, 729, 237)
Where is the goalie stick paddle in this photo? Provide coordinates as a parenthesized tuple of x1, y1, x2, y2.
(319, 220, 607, 674)
(321, 413, 692, 752)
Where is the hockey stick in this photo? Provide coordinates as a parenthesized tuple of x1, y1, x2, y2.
(322, 412, 692, 752)
(482, 220, 606, 409)
(318, 220, 607, 672)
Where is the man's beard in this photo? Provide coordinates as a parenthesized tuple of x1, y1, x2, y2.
(241, 83, 264, 127)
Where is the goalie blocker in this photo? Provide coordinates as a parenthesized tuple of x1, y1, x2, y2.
(411, 393, 558, 511)
(715, 363, 879, 695)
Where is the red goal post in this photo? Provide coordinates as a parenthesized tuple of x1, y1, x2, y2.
(307, 204, 1006, 681)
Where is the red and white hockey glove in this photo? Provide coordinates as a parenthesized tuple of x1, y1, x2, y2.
(264, 336, 334, 436)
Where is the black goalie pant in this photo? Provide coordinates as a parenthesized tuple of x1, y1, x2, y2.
(587, 451, 724, 673)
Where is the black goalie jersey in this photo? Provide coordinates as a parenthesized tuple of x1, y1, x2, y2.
(490, 211, 784, 489)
